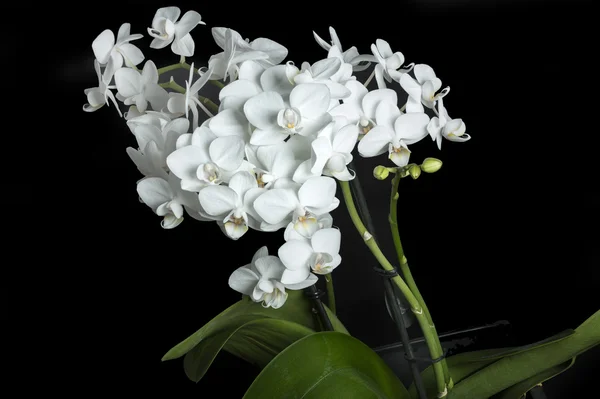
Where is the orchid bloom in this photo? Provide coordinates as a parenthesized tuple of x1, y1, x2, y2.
(126, 117, 189, 179)
(92, 23, 144, 84)
(208, 28, 270, 82)
(364, 39, 413, 89)
(313, 26, 369, 71)
(198, 171, 265, 239)
(278, 228, 342, 284)
(167, 63, 213, 130)
(358, 110, 430, 167)
(83, 60, 121, 116)
(400, 64, 450, 113)
(212, 27, 288, 70)
(254, 176, 339, 236)
(114, 61, 169, 113)
(166, 126, 247, 192)
(427, 98, 470, 150)
(245, 142, 301, 188)
(136, 172, 203, 229)
(294, 117, 359, 183)
(148, 7, 205, 57)
(294, 58, 351, 99)
(244, 83, 332, 146)
(329, 81, 397, 137)
(228, 247, 317, 309)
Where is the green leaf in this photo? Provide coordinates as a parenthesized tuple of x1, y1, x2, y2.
(409, 328, 580, 399)
(448, 310, 599, 398)
(183, 319, 314, 382)
(243, 332, 410, 399)
(162, 290, 317, 361)
(490, 357, 576, 399)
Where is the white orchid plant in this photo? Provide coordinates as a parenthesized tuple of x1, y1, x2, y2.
(84, 7, 599, 399)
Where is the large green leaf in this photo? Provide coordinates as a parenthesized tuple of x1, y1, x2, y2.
(409, 328, 580, 399)
(183, 319, 314, 382)
(448, 310, 599, 398)
(243, 332, 410, 399)
(490, 357, 576, 399)
(162, 290, 317, 361)
(162, 290, 350, 383)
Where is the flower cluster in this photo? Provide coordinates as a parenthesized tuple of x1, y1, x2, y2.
(83, 7, 469, 308)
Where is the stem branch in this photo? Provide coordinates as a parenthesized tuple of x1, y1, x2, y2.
(339, 180, 447, 397)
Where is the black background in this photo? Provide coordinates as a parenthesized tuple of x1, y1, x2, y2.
(15, 0, 598, 396)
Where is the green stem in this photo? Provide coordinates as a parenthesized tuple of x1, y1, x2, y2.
(324, 274, 336, 314)
(339, 180, 447, 397)
(390, 173, 452, 389)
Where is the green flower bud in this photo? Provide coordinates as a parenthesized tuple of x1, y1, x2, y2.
(373, 165, 390, 180)
(408, 164, 421, 180)
(420, 158, 443, 173)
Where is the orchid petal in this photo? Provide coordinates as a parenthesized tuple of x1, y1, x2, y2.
(311, 228, 341, 256)
(244, 91, 284, 130)
(357, 126, 394, 157)
(118, 43, 144, 67)
(209, 108, 248, 138)
(254, 189, 298, 224)
(92, 29, 114, 64)
(218, 80, 262, 101)
(255, 255, 285, 280)
(171, 34, 195, 57)
(166, 146, 207, 185)
(362, 89, 398, 120)
(229, 266, 259, 296)
(394, 113, 430, 145)
(290, 83, 330, 119)
(284, 273, 318, 290)
(228, 171, 258, 199)
(175, 10, 203, 38)
(249, 128, 287, 146)
(278, 240, 313, 271)
(260, 65, 294, 99)
(332, 124, 359, 154)
(209, 136, 245, 171)
(298, 176, 336, 209)
(198, 185, 237, 216)
(137, 177, 172, 211)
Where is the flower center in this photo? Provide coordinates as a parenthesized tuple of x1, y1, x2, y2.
(309, 252, 334, 274)
(198, 163, 221, 185)
(293, 210, 319, 237)
(359, 117, 375, 135)
(278, 107, 302, 133)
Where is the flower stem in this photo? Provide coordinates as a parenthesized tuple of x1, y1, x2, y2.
(324, 274, 336, 314)
(390, 173, 452, 389)
(339, 180, 447, 397)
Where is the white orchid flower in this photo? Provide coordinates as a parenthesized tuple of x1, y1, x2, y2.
(427, 98, 470, 150)
(284, 213, 333, 240)
(114, 61, 168, 113)
(83, 60, 121, 116)
(358, 111, 430, 167)
(198, 171, 265, 239)
(245, 142, 301, 188)
(167, 63, 213, 130)
(399, 65, 450, 113)
(136, 172, 204, 229)
(313, 26, 370, 72)
(92, 23, 144, 84)
(352, 39, 413, 89)
(254, 176, 339, 236)
(126, 117, 189, 178)
(244, 83, 332, 146)
(209, 28, 270, 82)
(294, 58, 351, 99)
(294, 117, 359, 183)
(212, 27, 288, 70)
(326, 45, 356, 85)
(329, 81, 397, 137)
(278, 228, 342, 284)
(166, 126, 248, 192)
(229, 248, 317, 308)
(148, 7, 205, 57)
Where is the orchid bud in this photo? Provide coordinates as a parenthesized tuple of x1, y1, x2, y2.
(408, 164, 421, 180)
(373, 165, 390, 180)
(420, 158, 443, 173)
